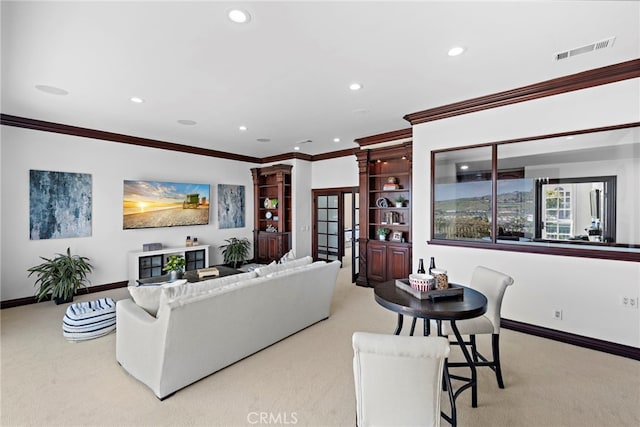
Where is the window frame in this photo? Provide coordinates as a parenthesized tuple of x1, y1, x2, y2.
(429, 122, 640, 262)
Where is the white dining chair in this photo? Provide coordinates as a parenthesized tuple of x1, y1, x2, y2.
(440, 265, 514, 388)
(352, 332, 450, 427)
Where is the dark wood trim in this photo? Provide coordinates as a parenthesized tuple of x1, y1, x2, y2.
(0, 114, 262, 163)
(502, 318, 640, 361)
(261, 152, 313, 163)
(405, 58, 640, 125)
(355, 128, 412, 147)
(310, 148, 358, 161)
(428, 239, 640, 262)
(431, 122, 640, 154)
(1, 280, 128, 309)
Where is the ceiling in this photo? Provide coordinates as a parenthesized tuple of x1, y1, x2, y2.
(2, 1, 639, 159)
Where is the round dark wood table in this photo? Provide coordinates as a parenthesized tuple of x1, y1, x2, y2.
(374, 281, 488, 427)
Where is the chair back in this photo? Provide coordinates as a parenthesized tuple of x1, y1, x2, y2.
(352, 332, 450, 427)
(470, 266, 514, 333)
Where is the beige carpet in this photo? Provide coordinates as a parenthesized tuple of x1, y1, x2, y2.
(2, 262, 639, 427)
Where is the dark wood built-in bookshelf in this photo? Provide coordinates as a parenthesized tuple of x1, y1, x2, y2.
(356, 142, 412, 286)
(251, 164, 293, 263)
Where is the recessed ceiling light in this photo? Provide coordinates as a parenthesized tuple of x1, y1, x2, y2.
(35, 85, 68, 95)
(566, 136, 574, 140)
(256, 138, 271, 143)
(333, 138, 341, 143)
(294, 146, 300, 151)
(228, 9, 251, 24)
(239, 125, 248, 131)
(177, 119, 197, 126)
(460, 165, 469, 170)
(130, 96, 145, 103)
(448, 46, 466, 57)
(349, 82, 363, 91)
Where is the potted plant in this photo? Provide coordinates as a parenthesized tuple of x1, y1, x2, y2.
(163, 255, 186, 281)
(28, 247, 93, 304)
(377, 227, 391, 241)
(394, 195, 407, 207)
(219, 237, 251, 268)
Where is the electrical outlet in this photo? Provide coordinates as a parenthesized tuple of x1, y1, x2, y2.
(553, 309, 563, 320)
(621, 296, 639, 309)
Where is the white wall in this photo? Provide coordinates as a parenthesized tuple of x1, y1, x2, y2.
(311, 155, 358, 188)
(412, 78, 640, 347)
(1, 126, 258, 301)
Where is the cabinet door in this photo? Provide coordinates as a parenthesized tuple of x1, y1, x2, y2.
(138, 255, 163, 279)
(257, 233, 270, 263)
(266, 234, 281, 261)
(185, 249, 206, 271)
(387, 245, 410, 280)
(367, 243, 387, 282)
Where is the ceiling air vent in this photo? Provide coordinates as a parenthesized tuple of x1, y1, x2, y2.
(554, 36, 616, 61)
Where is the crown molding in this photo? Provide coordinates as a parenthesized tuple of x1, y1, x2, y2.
(0, 114, 263, 164)
(404, 58, 640, 125)
(354, 127, 412, 147)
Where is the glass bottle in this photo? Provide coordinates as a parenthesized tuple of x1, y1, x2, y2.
(428, 257, 436, 275)
(193, 237, 199, 246)
(417, 258, 426, 274)
(186, 236, 192, 247)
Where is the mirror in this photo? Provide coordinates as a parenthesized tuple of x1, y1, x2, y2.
(432, 124, 639, 257)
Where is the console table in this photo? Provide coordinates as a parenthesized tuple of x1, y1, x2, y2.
(128, 245, 210, 286)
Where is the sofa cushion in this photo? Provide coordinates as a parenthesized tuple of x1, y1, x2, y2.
(254, 256, 312, 277)
(264, 261, 327, 278)
(128, 279, 187, 316)
(155, 271, 258, 318)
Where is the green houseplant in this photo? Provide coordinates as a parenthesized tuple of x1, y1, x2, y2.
(28, 247, 93, 304)
(394, 195, 407, 207)
(219, 237, 251, 268)
(377, 227, 391, 241)
(163, 255, 186, 281)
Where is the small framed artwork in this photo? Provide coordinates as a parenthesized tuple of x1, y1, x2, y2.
(390, 231, 403, 242)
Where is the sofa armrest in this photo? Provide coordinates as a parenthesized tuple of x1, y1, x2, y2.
(115, 298, 169, 397)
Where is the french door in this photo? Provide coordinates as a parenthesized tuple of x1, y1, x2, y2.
(312, 187, 359, 282)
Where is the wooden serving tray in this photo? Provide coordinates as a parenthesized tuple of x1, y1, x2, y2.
(395, 279, 463, 301)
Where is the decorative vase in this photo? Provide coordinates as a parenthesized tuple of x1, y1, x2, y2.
(168, 271, 182, 282)
(379, 235, 386, 241)
(395, 202, 403, 208)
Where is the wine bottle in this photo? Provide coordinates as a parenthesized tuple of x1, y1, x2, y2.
(428, 257, 436, 275)
(417, 258, 426, 274)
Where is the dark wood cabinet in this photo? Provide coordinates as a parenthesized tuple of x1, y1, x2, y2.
(356, 142, 412, 286)
(251, 164, 293, 264)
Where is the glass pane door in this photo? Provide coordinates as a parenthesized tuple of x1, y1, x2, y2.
(316, 195, 340, 261)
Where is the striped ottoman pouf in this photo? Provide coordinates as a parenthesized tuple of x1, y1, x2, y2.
(62, 298, 116, 341)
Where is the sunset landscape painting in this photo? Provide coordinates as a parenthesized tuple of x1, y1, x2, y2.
(123, 180, 210, 229)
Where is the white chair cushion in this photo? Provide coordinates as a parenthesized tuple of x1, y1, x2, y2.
(439, 315, 494, 336)
(128, 279, 187, 316)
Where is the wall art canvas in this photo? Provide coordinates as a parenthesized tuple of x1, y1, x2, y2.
(123, 180, 210, 229)
(218, 184, 245, 229)
(29, 170, 92, 240)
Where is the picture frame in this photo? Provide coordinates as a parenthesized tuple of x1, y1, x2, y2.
(390, 231, 403, 242)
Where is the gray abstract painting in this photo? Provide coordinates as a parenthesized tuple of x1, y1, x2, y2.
(218, 184, 245, 229)
(30, 170, 92, 240)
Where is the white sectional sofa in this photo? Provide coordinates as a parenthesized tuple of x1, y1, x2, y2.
(116, 257, 341, 399)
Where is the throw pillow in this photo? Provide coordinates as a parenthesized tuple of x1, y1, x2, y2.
(128, 279, 186, 316)
(278, 249, 296, 264)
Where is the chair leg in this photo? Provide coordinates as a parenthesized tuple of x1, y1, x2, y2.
(492, 334, 505, 389)
(470, 335, 478, 363)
